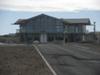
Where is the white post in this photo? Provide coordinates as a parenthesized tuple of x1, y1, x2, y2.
(82, 34, 85, 41)
(40, 33, 47, 43)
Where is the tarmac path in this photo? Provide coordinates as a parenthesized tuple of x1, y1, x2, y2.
(36, 43, 100, 75)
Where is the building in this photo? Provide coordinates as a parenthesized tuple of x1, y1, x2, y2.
(14, 14, 91, 43)
(96, 32, 100, 43)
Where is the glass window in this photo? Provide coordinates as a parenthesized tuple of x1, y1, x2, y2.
(56, 25, 62, 32)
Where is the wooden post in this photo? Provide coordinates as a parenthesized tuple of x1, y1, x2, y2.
(93, 22, 96, 40)
(53, 34, 56, 42)
(63, 32, 65, 45)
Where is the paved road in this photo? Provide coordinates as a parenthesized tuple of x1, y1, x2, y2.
(36, 43, 100, 75)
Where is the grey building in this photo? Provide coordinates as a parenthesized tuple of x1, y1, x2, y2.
(14, 14, 91, 43)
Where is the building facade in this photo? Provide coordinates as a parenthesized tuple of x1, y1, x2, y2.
(14, 14, 91, 43)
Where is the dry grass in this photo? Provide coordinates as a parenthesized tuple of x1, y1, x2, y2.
(0, 45, 52, 75)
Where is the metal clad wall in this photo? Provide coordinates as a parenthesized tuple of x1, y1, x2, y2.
(21, 15, 64, 33)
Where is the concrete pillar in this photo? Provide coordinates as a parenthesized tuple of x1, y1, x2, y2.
(82, 34, 85, 41)
(32, 35, 34, 42)
(53, 34, 56, 42)
(40, 33, 47, 43)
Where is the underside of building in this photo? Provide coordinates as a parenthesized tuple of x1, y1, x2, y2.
(14, 14, 91, 43)
(19, 33, 84, 43)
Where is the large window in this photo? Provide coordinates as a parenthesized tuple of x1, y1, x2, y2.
(65, 25, 83, 33)
(56, 25, 63, 32)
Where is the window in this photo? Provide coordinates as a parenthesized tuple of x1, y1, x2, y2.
(75, 26, 78, 33)
(56, 25, 62, 32)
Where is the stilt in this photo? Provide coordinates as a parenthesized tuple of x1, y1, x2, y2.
(82, 34, 85, 41)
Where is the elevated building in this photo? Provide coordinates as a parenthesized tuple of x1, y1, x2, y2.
(14, 14, 91, 43)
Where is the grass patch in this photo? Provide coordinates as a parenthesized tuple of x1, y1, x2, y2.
(0, 45, 52, 75)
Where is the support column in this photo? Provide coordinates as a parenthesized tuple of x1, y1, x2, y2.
(82, 34, 85, 41)
(53, 34, 56, 42)
(32, 34, 34, 42)
(63, 33, 65, 45)
(40, 33, 47, 43)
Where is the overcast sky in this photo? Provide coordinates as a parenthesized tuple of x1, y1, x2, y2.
(0, 0, 100, 35)
(0, 0, 100, 12)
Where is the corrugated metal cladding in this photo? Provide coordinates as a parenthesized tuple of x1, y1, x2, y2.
(20, 14, 64, 33)
(14, 14, 91, 43)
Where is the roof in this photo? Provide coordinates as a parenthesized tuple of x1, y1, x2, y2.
(62, 18, 91, 25)
(14, 19, 29, 24)
(14, 14, 91, 25)
(14, 14, 60, 25)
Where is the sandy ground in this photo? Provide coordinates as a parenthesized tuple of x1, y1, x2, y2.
(0, 45, 52, 75)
